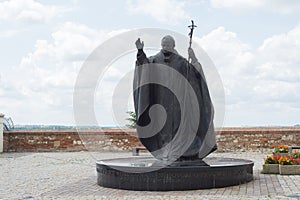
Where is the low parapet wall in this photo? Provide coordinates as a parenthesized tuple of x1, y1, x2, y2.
(3, 127, 300, 152)
(216, 127, 300, 152)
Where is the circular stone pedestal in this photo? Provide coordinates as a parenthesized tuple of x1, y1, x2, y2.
(96, 157, 254, 191)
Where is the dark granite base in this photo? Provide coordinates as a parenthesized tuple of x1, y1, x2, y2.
(96, 157, 254, 191)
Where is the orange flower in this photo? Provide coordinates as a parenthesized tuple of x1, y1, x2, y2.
(264, 155, 278, 164)
(278, 156, 293, 165)
(272, 153, 281, 162)
(274, 145, 289, 154)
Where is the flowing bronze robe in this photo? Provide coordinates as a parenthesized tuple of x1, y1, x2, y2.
(133, 49, 217, 161)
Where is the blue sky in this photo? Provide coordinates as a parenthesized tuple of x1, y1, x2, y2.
(1, 0, 300, 127)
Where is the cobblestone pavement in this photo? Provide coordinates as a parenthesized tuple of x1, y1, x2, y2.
(0, 151, 299, 200)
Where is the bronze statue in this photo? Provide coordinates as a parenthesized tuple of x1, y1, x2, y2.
(133, 22, 217, 162)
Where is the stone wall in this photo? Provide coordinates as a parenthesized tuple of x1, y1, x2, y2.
(3, 129, 139, 152)
(3, 127, 300, 152)
(216, 127, 300, 152)
(0, 113, 4, 152)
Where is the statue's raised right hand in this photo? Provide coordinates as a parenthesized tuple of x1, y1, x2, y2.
(135, 38, 144, 50)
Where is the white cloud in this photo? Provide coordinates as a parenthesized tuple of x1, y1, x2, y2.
(126, 0, 189, 24)
(256, 25, 300, 84)
(195, 27, 255, 105)
(196, 27, 253, 74)
(0, 29, 19, 37)
(17, 22, 105, 95)
(0, 0, 67, 23)
(210, 0, 300, 14)
(258, 25, 300, 63)
(1, 22, 127, 125)
(210, 0, 263, 9)
(195, 25, 300, 126)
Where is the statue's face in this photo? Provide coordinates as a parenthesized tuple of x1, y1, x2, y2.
(161, 38, 175, 52)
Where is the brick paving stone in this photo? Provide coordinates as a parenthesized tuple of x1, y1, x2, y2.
(245, 178, 254, 196)
(200, 189, 210, 195)
(222, 188, 231, 196)
(216, 188, 225, 195)
(238, 185, 247, 196)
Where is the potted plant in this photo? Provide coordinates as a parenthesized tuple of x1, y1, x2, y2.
(279, 152, 300, 175)
(262, 154, 280, 174)
(291, 152, 300, 158)
(274, 145, 289, 157)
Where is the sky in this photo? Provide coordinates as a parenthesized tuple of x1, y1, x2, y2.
(0, 0, 300, 127)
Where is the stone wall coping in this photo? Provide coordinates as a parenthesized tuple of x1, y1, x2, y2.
(217, 127, 300, 130)
(3, 129, 137, 135)
(4, 127, 300, 135)
(216, 127, 300, 134)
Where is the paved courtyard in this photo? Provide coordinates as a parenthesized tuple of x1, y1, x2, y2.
(0, 151, 299, 200)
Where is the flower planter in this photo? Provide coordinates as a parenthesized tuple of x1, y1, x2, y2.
(279, 165, 300, 175)
(262, 164, 279, 174)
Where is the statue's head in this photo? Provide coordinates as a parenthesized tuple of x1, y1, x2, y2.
(161, 35, 175, 52)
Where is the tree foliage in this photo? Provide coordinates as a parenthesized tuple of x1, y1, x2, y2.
(126, 111, 136, 128)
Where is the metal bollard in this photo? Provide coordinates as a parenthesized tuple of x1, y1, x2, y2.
(132, 147, 139, 156)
